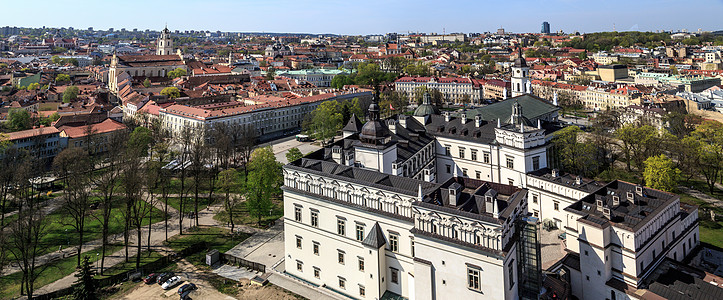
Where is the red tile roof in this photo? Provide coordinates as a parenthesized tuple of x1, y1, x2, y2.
(59, 119, 127, 139)
(6, 127, 60, 141)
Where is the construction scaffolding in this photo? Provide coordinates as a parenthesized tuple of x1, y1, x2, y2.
(518, 216, 542, 300)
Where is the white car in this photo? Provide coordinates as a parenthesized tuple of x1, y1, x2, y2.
(161, 276, 181, 290)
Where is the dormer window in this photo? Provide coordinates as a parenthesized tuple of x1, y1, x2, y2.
(613, 196, 620, 206)
(627, 192, 634, 201)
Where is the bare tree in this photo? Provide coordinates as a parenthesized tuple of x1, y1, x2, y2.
(8, 158, 49, 298)
(0, 147, 25, 274)
(189, 132, 207, 227)
(53, 147, 92, 267)
(175, 127, 195, 235)
(237, 124, 258, 180)
(91, 130, 126, 274)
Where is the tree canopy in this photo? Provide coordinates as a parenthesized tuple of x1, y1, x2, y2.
(63, 86, 80, 103)
(244, 147, 282, 226)
(55, 74, 71, 83)
(167, 68, 187, 79)
(285, 147, 303, 163)
(160, 87, 181, 99)
(643, 154, 680, 192)
(305, 100, 343, 144)
(6, 108, 31, 131)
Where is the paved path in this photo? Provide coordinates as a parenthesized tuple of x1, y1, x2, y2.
(678, 186, 723, 209)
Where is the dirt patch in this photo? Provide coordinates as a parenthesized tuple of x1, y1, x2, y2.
(236, 278, 304, 300)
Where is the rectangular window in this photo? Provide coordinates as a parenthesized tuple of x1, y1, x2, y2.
(310, 211, 318, 227)
(358, 257, 365, 271)
(506, 156, 514, 169)
(458, 147, 465, 158)
(471, 150, 478, 161)
(468, 267, 481, 291)
(313, 242, 319, 255)
(444, 145, 451, 156)
(391, 268, 399, 284)
(554, 202, 560, 211)
(508, 179, 514, 186)
(411, 237, 415, 257)
(533, 194, 538, 203)
(475, 170, 481, 179)
(313, 267, 320, 279)
(296, 236, 302, 249)
(337, 219, 346, 236)
(294, 206, 302, 222)
(339, 277, 346, 289)
(296, 260, 303, 272)
(446, 164, 451, 174)
(389, 234, 399, 253)
(462, 168, 468, 177)
(338, 250, 345, 264)
(359, 286, 366, 297)
(483, 152, 490, 163)
(356, 224, 365, 241)
(508, 261, 515, 289)
(532, 156, 540, 170)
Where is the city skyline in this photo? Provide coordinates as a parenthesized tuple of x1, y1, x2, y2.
(1, 0, 722, 35)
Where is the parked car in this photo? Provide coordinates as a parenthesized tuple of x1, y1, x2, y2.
(156, 272, 173, 285)
(180, 290, 192, 300)
(162, 276, 182, 290)
(177, 283, 197, 295)
(142, 273, 158, 284)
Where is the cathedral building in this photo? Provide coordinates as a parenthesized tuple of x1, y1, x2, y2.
(108, 27, 187, 93)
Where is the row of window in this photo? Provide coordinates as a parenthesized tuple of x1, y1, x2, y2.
(294, 260, 366, 296)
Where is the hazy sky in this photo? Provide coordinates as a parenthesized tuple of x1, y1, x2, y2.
(2, 0, 722, 35)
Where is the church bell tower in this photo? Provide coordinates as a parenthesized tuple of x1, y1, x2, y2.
(157, 26, 173, 55)
(511, 47, 530, 97)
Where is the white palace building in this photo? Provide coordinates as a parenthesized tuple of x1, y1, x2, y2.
(281, 56, 705, 300)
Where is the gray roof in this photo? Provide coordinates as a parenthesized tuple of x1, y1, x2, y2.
(414, 103, 439, 117)
(466, 94, 559, 123)
(342, 114, 363, 133)
(362, 222, 387, 248)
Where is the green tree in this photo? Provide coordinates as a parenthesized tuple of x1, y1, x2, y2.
(51, 55, 63, 64)
(643, 154, 680, 192)
(286, 147, 303, 163)
(340, 97, 363, 124)
(127, 127, 153, 156)
(63, 86, 80, 103)
(39, 112, 61, 126)
(142, 78, 151, 88)
(690, 121, 723, 193)
(55, 74, 71, 82)
(72, 257, 97, 299)
(615, 124, 660, 174)
(306, 100, 343, 145)
(53, 46, 67, 53)
(244, 147, 282, 226)
(265, 67, 276, 80)
(331, 74, 354, 89)
(167, 68, 187, 79)
(160, 87, 181, 99)
(550, 126, 601, 177)
(670, 65, 679, 75)
(6, 108, 31, 131)
(26, 82, 39, 90)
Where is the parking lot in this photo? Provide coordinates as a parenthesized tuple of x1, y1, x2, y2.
(258, 135, 321, 164)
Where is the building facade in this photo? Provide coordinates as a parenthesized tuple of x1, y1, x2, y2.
(394, 76, 483, 104)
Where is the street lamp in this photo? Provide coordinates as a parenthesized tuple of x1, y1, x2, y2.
(96, 253, 99, 271)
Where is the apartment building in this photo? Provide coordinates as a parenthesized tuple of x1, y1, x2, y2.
(394, 76, 483, 103)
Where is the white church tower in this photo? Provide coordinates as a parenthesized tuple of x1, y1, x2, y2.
(511, 47, 530, 97)
(157, 26, 173, 55)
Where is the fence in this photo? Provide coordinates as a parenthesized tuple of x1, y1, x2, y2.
(30, 242, 207, 300)
(221, 252, 266, 273)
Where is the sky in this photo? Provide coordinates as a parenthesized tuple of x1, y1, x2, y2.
(2, 0, 722, 35)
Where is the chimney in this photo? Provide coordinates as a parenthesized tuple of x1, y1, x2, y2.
(399, 115, 408, 128)
(331, 146, 342, 164)
(387, 119, 397, 134)
(551, 169, 558, 178)
(444, 111, 451, 122)
(448, 183, 462, 207)
(461, 112, 467, 124)
(575, 176, 582, 185)
(484, 189, 498, 215)
(475, 115, 482, 127)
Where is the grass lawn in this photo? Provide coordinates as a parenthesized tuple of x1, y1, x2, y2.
(152, 169, 247, 195)
(165, 197, 209, 214)
(699, 219, 723, 249)
(7, 197, 165, 261)
(164, 226, 251, 267)
(96, 250, 165, 279)
(213, 198, 283, 229)
(0, 244, 123, 299)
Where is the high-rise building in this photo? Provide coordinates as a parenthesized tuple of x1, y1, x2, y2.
(541, 21, 550, 34)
